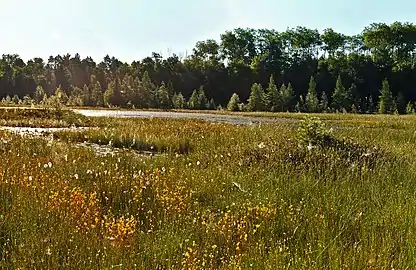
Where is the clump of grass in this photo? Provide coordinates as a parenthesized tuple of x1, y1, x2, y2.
(0, 108, 94, 127)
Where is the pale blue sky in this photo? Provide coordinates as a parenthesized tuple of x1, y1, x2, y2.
(2, 0, 416, 63)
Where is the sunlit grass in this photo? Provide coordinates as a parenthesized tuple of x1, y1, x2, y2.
(1, 112, 416, 268)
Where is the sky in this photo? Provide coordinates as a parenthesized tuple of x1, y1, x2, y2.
(2, 0, 416, 63)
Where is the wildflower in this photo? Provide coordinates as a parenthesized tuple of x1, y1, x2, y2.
(74, 174, 79, 180)
(48, 162, 52, 168)
(307, 142, 315, 152)
(258, 142, 265, 149)
(28, 176, 33, 181)
(196, 161, 200, 166)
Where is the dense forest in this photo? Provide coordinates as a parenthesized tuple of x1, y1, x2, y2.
(1, 22, 416, 113)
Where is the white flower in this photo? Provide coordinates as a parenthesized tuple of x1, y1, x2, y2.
(258, 142, 266, 149)
(48, 162, 52, 168)
(74, 174, 79, 180)
(307, 143, 315, 152)
(196, 161, 201, 166)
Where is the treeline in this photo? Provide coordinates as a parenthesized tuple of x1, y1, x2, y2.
(1, 21, 416, 113)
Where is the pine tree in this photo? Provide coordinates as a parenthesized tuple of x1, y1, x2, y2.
(247, 83, 266, 112)
(83, 84, 90, 106)
(320, 91, 329, 112)
(348, 83, 359, 110)
(172, 92, 185, 109)
(296, 95, 306, 112)
(197, 86, 208, 110)
(331, 75, 347, 110)
(188, 90, 199, 109)
(227, 93, 241, 111)
(280, 82, 294, 112)
(406, 102, 415, 114)
(306, 76, 319, 112)
(157, 82, 171, 109)
(55, 85, 68, 105)
(142, 71, 156, 108)
(34, 85, 46, 103)
(69, 86, 84, 106)
(208, 98, 216, 110)
(90, 75, 103, 106)
(265, 75, 279, 111)
(378, 78, 393, 114)
(104, 79, 124, 107)
(103, 86, 114, 107)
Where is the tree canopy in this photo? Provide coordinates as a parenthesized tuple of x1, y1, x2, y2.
(2, 22, 416, 113)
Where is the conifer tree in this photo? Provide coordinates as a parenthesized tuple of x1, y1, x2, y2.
(320, 91, 329, 112)
(157, 82, 171, 109)
(142, 71, 156, 108)
(208, 98, 216, 110)
(265, 75, 279, 111)
(331, 75, 348, 110)
(188, 89, 199, 109)
(306, 76, 319, 112)
(197, 86, 208, 110)
(34, 85, 46, 103)
(247, 83, 266, 112)
(406, 102, 415, 114)
(378, 78, 393, 114)
(227, 93, 241, 111)
(89, 75, 103, 106)
(280, 82, 294, 112)
(172, 92, 185, 109)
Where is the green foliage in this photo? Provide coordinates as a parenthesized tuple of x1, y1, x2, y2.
(265, 75, 279, 111)
(172, 92, 185, 109)
(406, 102, 415, 114)
(331, 75, 349, 110)
(34, 85, 46, 103)
(320, 91, 329, 112)
(306, 76, 320, 113)
(227, 93, 241, 111)
(54, 85, 69, 105)
(89, 75, 103, 107)
(156, 82, 171, 109)
(188, 86, 208, 110)
(378, 78, 393, 114)
(0, 113, 415, 268)
(297, 116, 333, 147)
(247, 83, 266, 112)
(207, 98, 216, 110)
(197, 86, 208, 110)
(280, 82, 294, 112)
(142, 71, 156, 108)
(2, 22, 416, 114)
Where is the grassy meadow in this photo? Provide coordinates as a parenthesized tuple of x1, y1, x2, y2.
(1, 109, 416, 269)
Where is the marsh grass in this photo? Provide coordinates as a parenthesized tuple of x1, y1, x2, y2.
(0, 107, 94, 127)
(1, 113, 416, 269)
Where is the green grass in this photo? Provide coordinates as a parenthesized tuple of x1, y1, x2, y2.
(1, 111, 416, 269)
(0, 107, 95, 127)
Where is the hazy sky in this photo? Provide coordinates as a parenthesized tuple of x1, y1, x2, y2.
(2, 0, 416, 62)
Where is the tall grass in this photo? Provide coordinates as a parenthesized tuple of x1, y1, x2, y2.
(0, 107, 94, 127)
(0, 113, 416, 269)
